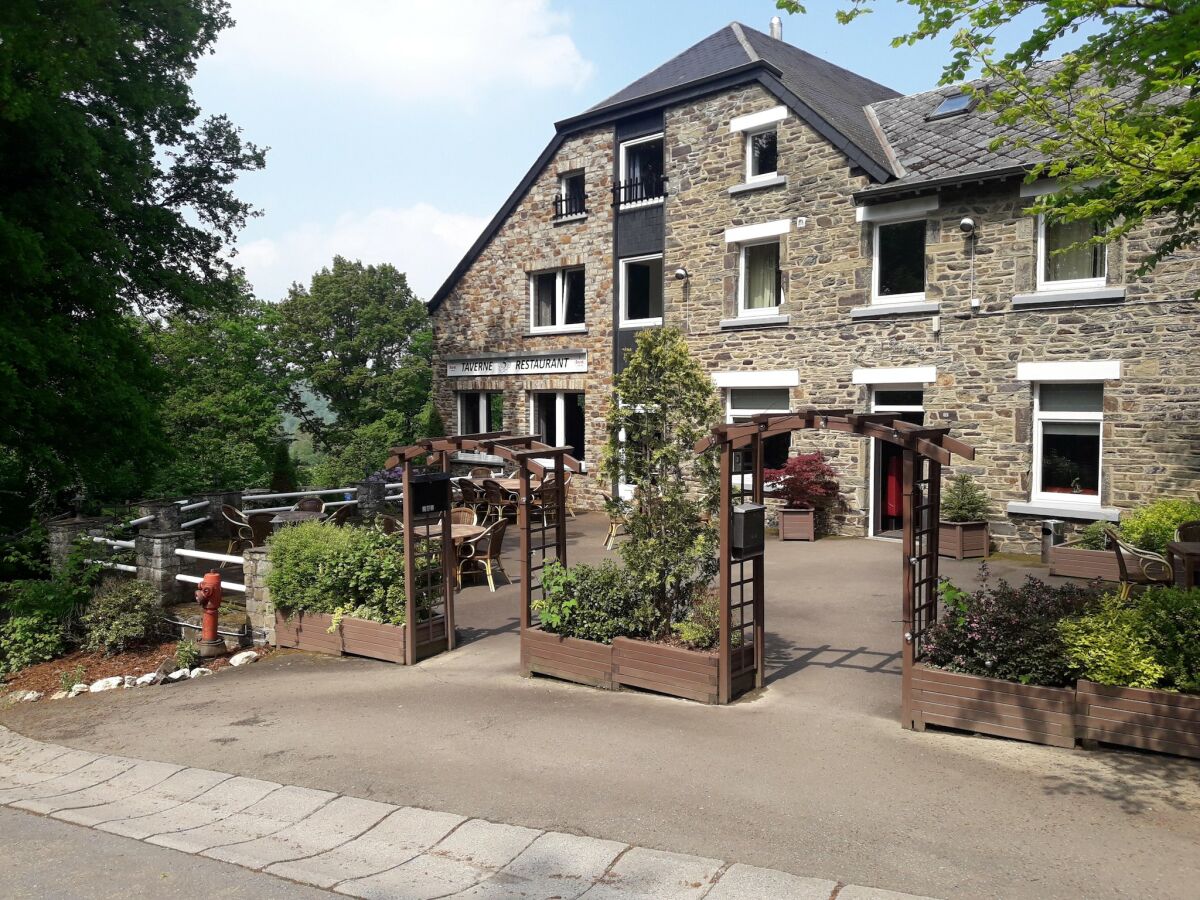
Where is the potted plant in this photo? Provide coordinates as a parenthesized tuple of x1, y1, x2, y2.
(763, 452, 840, 541)
(939, 473, 990, 559)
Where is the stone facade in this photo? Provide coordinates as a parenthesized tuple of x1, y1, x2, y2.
(432, 82, 1200, 552)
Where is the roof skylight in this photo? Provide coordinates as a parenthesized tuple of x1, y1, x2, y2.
(927, 93, 973, 120)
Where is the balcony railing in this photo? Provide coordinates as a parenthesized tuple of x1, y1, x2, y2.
(553, 192, 587, 219)
(612, 174, 667, 207)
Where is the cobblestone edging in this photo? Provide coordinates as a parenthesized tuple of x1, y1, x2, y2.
(0, 725, 934, 900)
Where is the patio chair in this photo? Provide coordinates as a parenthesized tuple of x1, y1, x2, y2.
(247, 513, 275, 546)
(221, 505, 253, 558)
(602, 493, 629, 551)
(292, 496, 325, 514)
(469, 466, 497, 478)
(563, 470, 577, 519)
(456, 519, 508, 591)
(529, 474, 562, 527)
(1175, 520, 1200, 542)
(1104, 526, 1174, 600)
(480, 479, 516, 525)
(328, 504, 355, 526)
(450, 507, 477, 526)
(457, 479, 487, 523)
(379, 514, 402, 535)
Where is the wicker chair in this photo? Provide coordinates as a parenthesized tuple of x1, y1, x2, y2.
(247, 513, 275, 546)
(450, 506, 477, 526)
(1175, 520, 1200, 542)
(562, 470, 577, 519)
(378, 514, 402, 535)
(602, 493, 630, 550)
(480, 479, 516, 525)
(457, 479, 487, 524)
(456, 520, 508, 591)
(469, 466, 497, 478)
(292, 496, 325, 514)
(1104, 526, 1174, 600)
(328, 504, 355, 526)
(221, 505, 253, 557)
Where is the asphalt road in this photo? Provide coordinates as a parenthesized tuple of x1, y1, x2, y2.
(3, 516, 1198, 899)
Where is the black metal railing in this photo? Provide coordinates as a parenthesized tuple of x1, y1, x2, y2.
(553, 192, 587, 219)
(612, 174, 667, 207)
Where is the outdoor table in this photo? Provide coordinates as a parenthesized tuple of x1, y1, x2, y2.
(450, 523, 486, 544)
(468, 477, 532, 493)
(1166, 541, 1200, 589)
(269, 509, 324, 529)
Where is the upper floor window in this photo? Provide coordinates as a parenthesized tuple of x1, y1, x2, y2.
(615, 134, 665, 207)
(873, 219, 926, 304)
(1038, 216, 1106, 291)
(745, 127, 778, 182)
(739, 240, 782, 316)
(728, 387, 791, 471)
(619, 254, 663, 327)
(530, 267, 585, 333)
(1033, 382, 1103, 503)
(555, 172, 586, 220)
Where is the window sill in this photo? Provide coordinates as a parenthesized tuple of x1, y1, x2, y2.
(729, 175, 787, 195)
(525, 325, 587, 337)
(620, 318, 662, 330)
(553, 213, 588, 225)
(1006, 500, 1120, 522)
(849, 301, 939, 320)
(720, 313, 790, 330)
(1012, 286, 1126, 308)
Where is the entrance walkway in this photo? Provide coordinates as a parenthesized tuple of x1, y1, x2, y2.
(3, 514, 1198, 899)
(0, 725, 929, 899)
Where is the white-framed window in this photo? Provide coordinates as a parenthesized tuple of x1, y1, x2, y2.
(872, 219, 926, 304)
(617, 133, 665, 207)
(1032, 382, 1103, 504)
(738, 239, 782, 316)
(744, 126, 778, 183)
(529, 391, 586, 463)
(1037, 215, 1106, 292)
(458, 391, 504, 435)
(619, 254, 663, 327)
(727, 387, 791, 472)
(555, 171, 586, 219)
(529, 267, 586, 333)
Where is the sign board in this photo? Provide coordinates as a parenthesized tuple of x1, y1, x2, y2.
(446, 350, 587, 378)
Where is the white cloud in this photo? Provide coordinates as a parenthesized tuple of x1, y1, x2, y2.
(236, 203, 488, 301)
(215, 0, 593, 103)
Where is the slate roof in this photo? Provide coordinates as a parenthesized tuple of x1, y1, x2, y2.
(585, 22, 901, 176)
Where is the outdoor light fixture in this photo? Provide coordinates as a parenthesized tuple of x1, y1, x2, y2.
(674, 267, 689, 280)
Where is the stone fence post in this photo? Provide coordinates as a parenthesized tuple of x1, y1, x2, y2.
(136, 500, 181, 533)
(47, 516, 111, 573)
(242, 546, 275, 645)
(135, 530, 194, 607)
(353, 480, 386, 523)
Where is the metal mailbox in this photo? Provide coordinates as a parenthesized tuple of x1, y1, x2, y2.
(409, 471, 451, 520)
(731, 502, 766, 559)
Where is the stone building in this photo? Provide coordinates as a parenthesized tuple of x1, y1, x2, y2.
(428, 20, 1200, 552)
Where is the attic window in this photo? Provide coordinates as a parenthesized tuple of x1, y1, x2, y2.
(927, 93, 972, 120)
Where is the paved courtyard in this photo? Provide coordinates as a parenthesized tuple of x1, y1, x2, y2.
(3, 513, 1199, 899)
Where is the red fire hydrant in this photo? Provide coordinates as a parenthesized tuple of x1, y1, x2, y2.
(194, 571, 225, 658)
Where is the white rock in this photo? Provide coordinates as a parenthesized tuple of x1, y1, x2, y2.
(50, 690, 69, 701)
(12, 690, 43, 702)
(123, 675, 137, 689)
(68, 683, 88, 697)
(229, 650, 258, 667)
(89, 677, 123, 693)
(189, 667, 213, 679)
(135, 672, 159, 687)
(163, 670, 189, 684)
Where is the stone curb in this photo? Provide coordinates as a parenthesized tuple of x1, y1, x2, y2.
(0, 725, 938, 900)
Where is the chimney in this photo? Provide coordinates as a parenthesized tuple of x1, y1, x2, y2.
(769, 16, 783, 40)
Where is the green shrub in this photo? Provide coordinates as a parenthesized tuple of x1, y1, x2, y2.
(1060, 596, 1166, 689)
(940, 474, 990, 523)
(924, 570, 1100, 686)
(82, 579, 163, 655)
(1136, 587, 1200, 693)
(175, 638, 199, 671)
(1076, 520, 1109, 551)
(671, 594, 722, 650)
(1118, 499, 1200, 555)
(267, 521, 410, 624)
(534, 560, 661, 644)
(0, 612, 64, 676)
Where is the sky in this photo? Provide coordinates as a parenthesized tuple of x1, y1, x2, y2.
(190, 0, 1072, 303)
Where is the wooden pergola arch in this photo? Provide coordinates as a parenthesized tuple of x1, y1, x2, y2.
(384, 432, 582, 663)
(695, 409, 975, 712)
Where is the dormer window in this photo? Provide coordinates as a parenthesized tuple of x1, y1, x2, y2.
(615, 134, 665, 207)
(927, 92, 973, 121)
(746, 128, 778, 182)
(555, 171, 586, 220)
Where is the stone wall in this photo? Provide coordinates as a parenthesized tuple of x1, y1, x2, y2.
(242, 547, 275, 645)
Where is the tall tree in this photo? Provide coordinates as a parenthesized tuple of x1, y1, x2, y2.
(276, 257, 434, 454)
(778, 0, 1200, 275)
(0, 1, 265, 513)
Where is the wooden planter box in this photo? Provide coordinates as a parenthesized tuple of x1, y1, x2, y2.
(938, 521, 989, 560)
(908, 664, 1076, 749)
(1048, 541, 1121, 581)
(778, 507, 815, 541)
(275, 610, 447, 664)
(1076, 680, 1200, 760)
(521, 627, 614, 690)
(522, 628, 758, 703)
